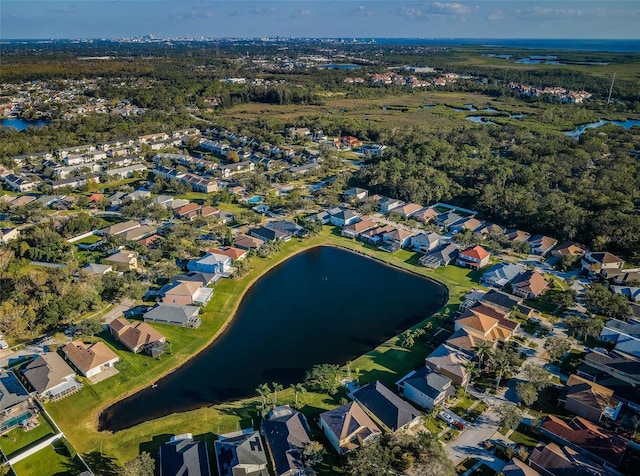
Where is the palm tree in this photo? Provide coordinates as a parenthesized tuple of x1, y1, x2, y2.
(291, 383, 307, 407)
(474, 341, 492, 370)
(272, 382, 283, 407)
(256, 383, 270, 409)
(464, 361, 479, 393)
(491, 347, 518, 390)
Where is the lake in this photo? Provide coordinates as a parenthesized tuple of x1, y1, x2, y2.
(0, 118, 51, 131)
(565, 119, 640, 139)
(99, 246, 447, 431)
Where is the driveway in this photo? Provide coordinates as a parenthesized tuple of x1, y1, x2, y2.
(102, 298, 136, 324)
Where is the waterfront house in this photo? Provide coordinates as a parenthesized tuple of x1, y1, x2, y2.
(208, 246, 247, 261)
(398, 367, 453, 411)
(234, 234, 265, 250)
(456, 245, 490, 270)
(269, 220, 307, 238)
(481, 262, 526, 289)
(329, 209, 360, 227)
(0, 371, 34, 434)
(511, 270, 549, 299)
(352, 381, 422, 433)
(187, 253, 232, 275)
(319, 401, 381, 455)
(162, 280, 214, 306)
(214, 429, 268, 476)
(144, 304, 201, 328)
(261, 406, 312, 476)
(359, 224, 395, 246)
(382, 228, 415, 251)
(22, 353, 81, 401)
(341, 217, 377, 239)
(62, 341, 119, 378)
(108, 317, 166, 355)
(419, 244, 459, 268)
(250, 226, 290, 243)
(410, 232, 442, 254)
(159, 433, 211, 476)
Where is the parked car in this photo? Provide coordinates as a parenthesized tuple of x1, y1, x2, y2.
(453, 421, 465, 431)
(438, 411, 453, 424)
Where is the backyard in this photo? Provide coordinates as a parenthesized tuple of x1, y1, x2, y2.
(0, 414, 56, 458)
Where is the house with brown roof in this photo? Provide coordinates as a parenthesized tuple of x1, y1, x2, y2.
(582, 252, 625, 277)
(98, 219, 141, 237)
(208, 246, 247, 261)
(502, 458, 541, 476)
(382, 228, 415, 250)
(22, 353, 81, 401)
(162, 280, 214, 306)
(551, 242, 587, 259)
(318, 401, 381, 455)
(456, 245, 490, 270)
(394, 203, 423, 218)
(505, 229, 530, 243)
(446, 328, 494, 356)
(425, 343, 471, 387)
(339, 218, 375, 240)
(539, 415, 628, 468)
(62, 341, 119, 378)
(121, 224, 156, 242)
(174, 202, 202, 221)
(528, 235, 558, 256)
(560, 375, 622, 423)
(108, 317, 166, 354)
(234, 233, 265, 250)
(454, 303, 517, 343)
(412, 207, 439, 223)
(451, 217, 483, 233)
(529, 443, 614, 476)
(359, 224, 396, 245)
(511, 270, 549, 299)
(104, 250, 139, 272)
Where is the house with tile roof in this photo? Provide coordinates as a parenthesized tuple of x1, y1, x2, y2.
(446, 328, 494, 356)
(538, 415, 628, 468)
(174, 202, 202, 221)
(359, 224, 396, 246)
(22, 353, 81, 400)
(62, 341, 119, 378)
(162, 280, 214, 306)
(261, 406, 312, 476)
(214, 428, 268, 476)
(473, 223, 506, 240)
(208, 246, 247, 261)
(425, 344, 471, 387)
(352, 381, 422, 433)
(560, 375, 622, 423)
(382, 228, 415, 250)
(412, 207, 439, 223)
(456, 245, 490, 270)
(450, 217, 483, 233)
(108, 317, 166, 354)
(511, 270, 549, 299)
(394, 203, 423, 218)
(341, 217, 377, 239)
(318, 401, 381, 455)
(551, 241, 587, 259)
(582, 252, 625, 277)
(528, 235, 558, 256)
(505, 229, 530, 243)
(160, 433, 212, 476)
(529, 443, 615, 476)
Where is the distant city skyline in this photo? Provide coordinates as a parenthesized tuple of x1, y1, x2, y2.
(1, 1, 639, 40)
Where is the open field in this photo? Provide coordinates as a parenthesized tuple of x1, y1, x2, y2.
(47, 226, 483, 465)
(11, 441, 85, 476)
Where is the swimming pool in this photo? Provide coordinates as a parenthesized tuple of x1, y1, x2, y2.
(246, 196, 262, 204)
(1, 411, 32, 431)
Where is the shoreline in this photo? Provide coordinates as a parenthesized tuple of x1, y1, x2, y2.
(96, 240, 450, 433)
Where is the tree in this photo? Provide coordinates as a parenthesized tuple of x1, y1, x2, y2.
(400, 330, 415, 348)
(497, 404, 523, 431)
(488, 345, 520, 389)
(303, 441, 325, 467)
(464, 361, 479, 392)
(564, 315, 604, 341)
(474, 341, 493, 370)
(74, 316, 104, 337)
(544, 336, 571, 362)
(550, 289, 576, 314)
(290, 383, 306, 408)
(584, 283, 632, 319)
(256, 383, 270, 410)
(522, 363, 550, 391)
(516, 382, 538, 407)
(271, 382, 283, 407)
(123, 452, 154, 476)
(304, 363, 341, 395)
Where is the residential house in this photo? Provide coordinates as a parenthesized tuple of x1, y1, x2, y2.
(481, 262, 526, 288)
(80, 263, 113, 275)
(611, 286, 640, 303)
(98, 220, 141, 237)
(446, 328, 493, 356)
(551, 242, 587, 259)
(250, 226, 290, 243)
(341, 217, 377, 239)
(234, 234, 265, 250)
(174, 203, 202, 221)
(529, 443, 615, 476)
(378, 197, 404, 214)
(22, 353, 81, 400)
(261, 406, 312, 476)
(436, 211, 464, 229)
(152, 195, 174, 208)
(505, 229, 530, 243)
(582, 350, 640, 387)
(398, 367, 453, 410)
(126, 189, 151, 201)
(600, 318, 640, 359)
(188, 253, 232, 275)
(473, 223, 506, 240)
(539, 415, 628, 468)
(162, 280, 214, 306)
(159, 433, 211, 476)
(412, 207, 439, 224)
(502, 458, 541, 476)
(318, 401, 381, 455)
(343, 187, 368, 201)
(330, 209, 360, 227)
(456, 245, 490, 270)
(172, 271, 220, 287)
(167, 198, 190, 210)
(582, 252, 625, 277)
(425, 343, 471, 387)
(0, 228, 20, 244)
(419, 244, 459, 268)
(382, 228, 415, 250)
(450, 217, 483, 234)
(269, 221, 307, 238)
(359, 224, 395, 246)
(200, 206, 220, 218)
(360, 144, 387, 156)
(394, 203, 423, 218)
(610, 270, 640, 286)
(0, 371, 33, 434)
(208, 246, 247, 261)
(306, 211, 330, 225)
(289, 162, 321, 176)
(121, 224, 156, 242)
(479, 289, 524, 314)
(455, 305, 516, 343)
(108, 317, 166, 354)
(410, 232, 442, 254)
(352, 381, 422, 433)
(184, 173, 217, 193)
(3, 174, 38, 192)
(104, 250, 139, 272)
(62, 341, 119, 378)
(511, 270, 549, 299)
(8, 195, 37, 208)
(560, 375, 622, 423)
(214, 429, 268, 476)
(51, 175, 97, 190)
(528, 235, 558, 256)
(144, 304, 202, 328)
(220, 161, 255, 178)
(103, 164, 147, 180)
(340, 136, 363, 148)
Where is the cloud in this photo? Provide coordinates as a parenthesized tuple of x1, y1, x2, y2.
(169, 10, 216, 21)
(517, 7, 584, 19)
(349, 5, 371, 18)
(487, 10, 505, 21)
(397, 2, 473, 21)
(291, 9, 311, 19)
(249, 7, 276, 16)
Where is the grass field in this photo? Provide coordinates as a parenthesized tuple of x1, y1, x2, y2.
(11, 441, 85, 476)
(46, 227, 484, 466)
(0, 415, 56, 458)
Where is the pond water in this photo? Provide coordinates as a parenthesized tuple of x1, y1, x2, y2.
(466, 116, 497, 125)
(564, 119, 640, 139)
(0, 118, 51, 131)
(99, 246, 447, 431)
(318, 64, 360, 70)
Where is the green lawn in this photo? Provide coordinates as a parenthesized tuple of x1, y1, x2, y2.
(0, 415, 56, 458)
(47, 227, 484, 465)
(11, 441, 85, 476)
(448, 392, 477, 417)
(509, 423, 541, 448)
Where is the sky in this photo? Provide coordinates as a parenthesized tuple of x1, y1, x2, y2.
(1, 0, 639, 40)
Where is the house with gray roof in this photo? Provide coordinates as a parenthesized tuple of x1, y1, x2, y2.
(250, 226, 291, 243)
(22, 352, 81, 401)
(351, 381, 422, 433)
(418, 243, 459, 268)
(329, 209, 359, 227)
(261, 406, 311, 476)
(187, 253, 232, 276)
(398, 367, 453, 410)
(214, 428, 268, 476)
(411, 232, 442, 254)
(0, 371, 33, 434)
(159, 433, 211, 476)
(481, 262, 526, 289)
(269, 220, 307, 238)
(144, 304, 201, 328)
(80, 263, 113, 275)
(425, 344, 471, 387)
(600, 318, 640, 359)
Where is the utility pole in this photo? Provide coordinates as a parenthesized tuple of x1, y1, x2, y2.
(607, 72, 616, 104)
